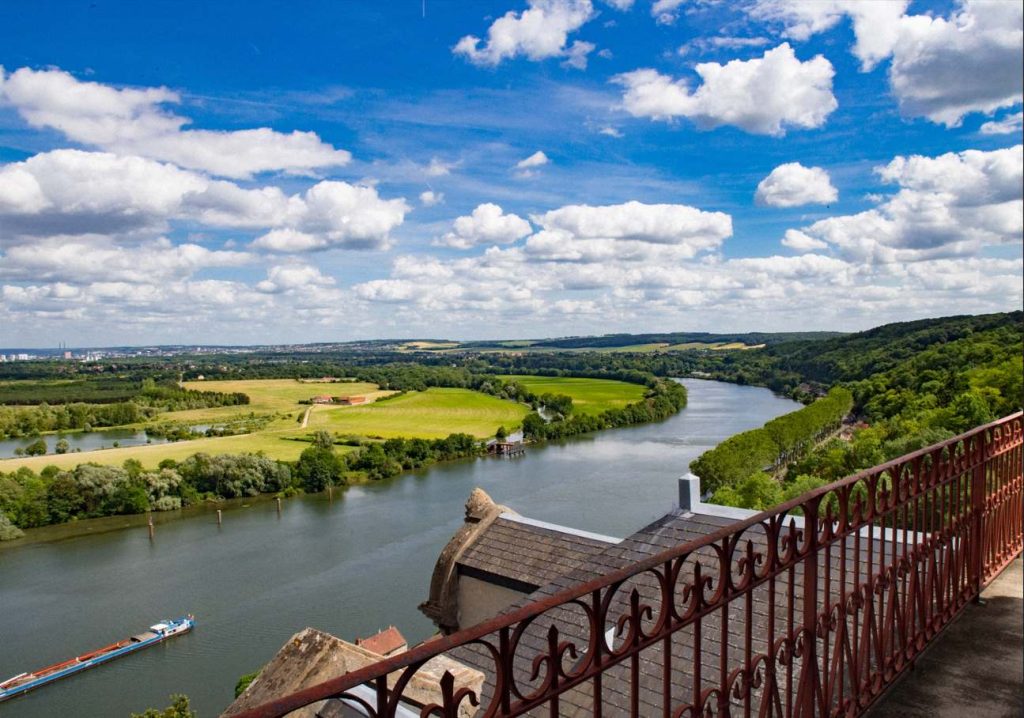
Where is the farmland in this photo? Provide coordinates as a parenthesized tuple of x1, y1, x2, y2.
(497, 375, 646, 416)
(170, 378, 383, 422)
(306, 388, 529, 439)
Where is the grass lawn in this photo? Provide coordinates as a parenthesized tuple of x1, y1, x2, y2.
(306, 388, 529, 439)
(497, 375, 646, 416)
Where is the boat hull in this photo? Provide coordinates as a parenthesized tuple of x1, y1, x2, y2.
(0, 616, 194, 703)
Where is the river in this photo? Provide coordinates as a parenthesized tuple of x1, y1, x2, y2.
(0, 379, 800, 717)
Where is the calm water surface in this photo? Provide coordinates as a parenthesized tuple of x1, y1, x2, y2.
(0, 379, 799, 717)
(0, 429, 169, 458)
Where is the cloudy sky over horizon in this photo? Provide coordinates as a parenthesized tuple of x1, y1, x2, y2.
(0, 0, 1021, 347)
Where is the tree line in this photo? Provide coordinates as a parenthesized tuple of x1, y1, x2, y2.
(0, 379, 249, 440)
(521, 378, 688, 441)
(0, 429, 489, 538)
(690, 387, 854, 494)
(707, 313, 1022, 511)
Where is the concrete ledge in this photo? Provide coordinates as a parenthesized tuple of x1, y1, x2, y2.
(498, 512, 622, 544)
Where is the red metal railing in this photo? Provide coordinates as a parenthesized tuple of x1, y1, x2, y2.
(236, 412, 1023, 718)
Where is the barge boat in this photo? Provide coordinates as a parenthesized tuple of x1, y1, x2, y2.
(0, 615, 194, 702)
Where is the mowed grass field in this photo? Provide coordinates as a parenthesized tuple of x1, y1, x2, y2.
(497, 375, 646, 416)
(167, 378, 384, 423)
(307, 388, 529, 439)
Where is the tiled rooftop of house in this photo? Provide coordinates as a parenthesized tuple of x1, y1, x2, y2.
(458, 515, 617, 590)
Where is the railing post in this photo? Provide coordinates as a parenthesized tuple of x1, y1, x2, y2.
(797, 498, 820, 718)
(970, 434, 987, 601)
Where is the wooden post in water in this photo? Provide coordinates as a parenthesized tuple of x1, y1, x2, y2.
(217, 509, 223, 526)
(328, 485, 333, 501)
(148, 514, 154, 541)
(276, 497, 282, 515)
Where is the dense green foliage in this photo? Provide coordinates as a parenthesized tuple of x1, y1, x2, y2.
(691, 388, 853, 493)
(0, 510, 24, 540)
(0, 401, 154, 439)
(131, 694, 196, 718)
(0, 427, 490, 532)
(0, 378, 248, 440)
(235, 671, 259, 698)
(707, 312, 1022, 509)
(136, 378, 250, 411)
(521, 378, 687, 441)
(0, 376, 141, 404)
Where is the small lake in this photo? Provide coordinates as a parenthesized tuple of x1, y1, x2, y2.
(0, 379, 800, 717)
(0, 427, 214, 458)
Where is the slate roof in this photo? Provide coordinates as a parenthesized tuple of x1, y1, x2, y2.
(457, 516, 616, 590)
(449, 508, 903, 717)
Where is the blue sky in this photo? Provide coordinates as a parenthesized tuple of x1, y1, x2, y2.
(0, 0, 1021, 347)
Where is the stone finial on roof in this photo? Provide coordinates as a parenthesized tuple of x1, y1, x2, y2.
(420, 488, 513, 632)
(465, 487, 498, 522)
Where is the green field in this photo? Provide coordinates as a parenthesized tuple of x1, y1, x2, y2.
(0, 383, 525, 471)
(306, 388, 529, 439)
(168, 378, 384, 422)
(497, 375, 646, 416)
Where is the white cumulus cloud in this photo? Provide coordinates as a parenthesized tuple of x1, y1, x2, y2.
(749, 0, 909, 70)
(0, 66, 351, 179)
(436, 203, 533, 249)
(419, 190, 444, 206)
(0, 150, 410, 251)
(747, 0, 1023, 126)
(613, 44, 837, 136)
(454, 0, 595, 68)
(755, 162, 838, 207)
(256, 263, 336, 293)
(980, 111, 1024, 136)
(651, 0, 686, 25)
(784, 145, 1023, 262)
(523, 200, 733, 263)
(0, 237, 253, 284)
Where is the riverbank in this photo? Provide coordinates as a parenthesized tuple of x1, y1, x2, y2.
(0, 380, 800, 718)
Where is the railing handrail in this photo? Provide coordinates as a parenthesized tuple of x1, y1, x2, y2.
(235, 411, 1023, 717)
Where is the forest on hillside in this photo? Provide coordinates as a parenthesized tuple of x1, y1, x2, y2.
(697, 312, 1023, 510)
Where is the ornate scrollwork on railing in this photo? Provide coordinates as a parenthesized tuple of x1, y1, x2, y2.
(234, 413, 1022, 718)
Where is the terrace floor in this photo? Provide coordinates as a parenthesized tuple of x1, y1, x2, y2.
(870, 556, 1023, 718)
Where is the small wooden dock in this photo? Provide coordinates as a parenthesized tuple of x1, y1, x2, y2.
(489, 441, 525, 457)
